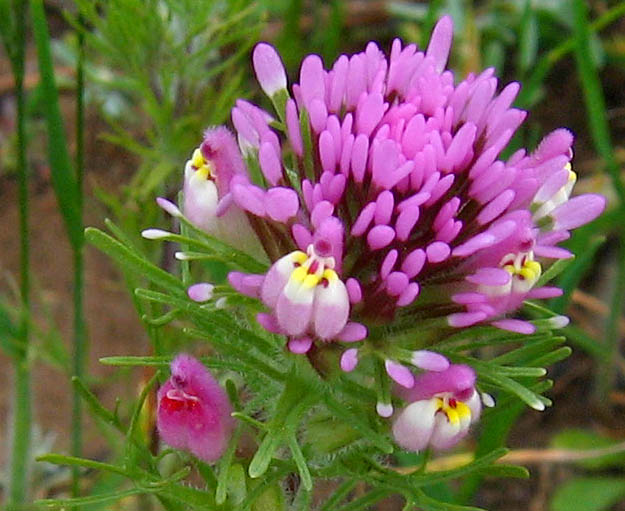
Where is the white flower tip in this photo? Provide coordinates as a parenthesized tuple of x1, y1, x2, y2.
(253, 42, 287, 97)
(175, 252, 193, 260)
(376, 402, 394, 418)
(530, 400, 546, 412)
(187, 283, 214, 303)
(481, 392, 495, 408)
(548, 315, 570, 329)
(215, 297, 228, 309)
(141, 228, 171, 240)
(156, 197, 182, 218)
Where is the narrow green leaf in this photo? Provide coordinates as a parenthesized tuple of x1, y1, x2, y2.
(216, 427, 243, 505)
(179, 218, 269, 273)
(231, 412, 267, 431)
(36, 453, 130, 477)
(85, 228, 185, 294)
(287, 434, 313, 491)
(415, 488, 485, 511)
(335, 488, 390, 511)
(226, 463, 247, 506)
(126, 369, 160, 444)
(481, 371, 546, 410)
(551, 237, 604, 312)
(248, 432, 283, 479)
(492, 337, 565, 366)
(134, 289, 285, 379)
(495, 366, 547, 378)
(72, 376, 122, 431)
(30, 0, 82, 249)
(249, 372, 316, 479)
(535, 256, 575, 288)
(448, 355, 546, 410)
(100, 355, 172, 366)
(37, 487, 152, 508)
(518, 0, 538, 74)
(409, 448, 510, 488)
(157, 482, 217, 509)
(0, 302, 20, 358)
(530, 346, 572, 367)
(474, 464, 529, 479)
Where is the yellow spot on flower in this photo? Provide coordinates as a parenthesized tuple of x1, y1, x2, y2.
(565, 163, 577, 184)
(291, 251, 308, 265)
(190, 148, 214, 180)
(502, 255, 541, 282)
(435, 396, 472, 425)
(322, 269, 338, 282)
(291, 266, 309, 283)
(191, 148, 204, 169)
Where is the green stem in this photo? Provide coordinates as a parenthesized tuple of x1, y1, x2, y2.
(10, 362, 31, 508)
(9, 0, 31, 507)
(597, 234, 625, 399)
(71, 22, 87, 498)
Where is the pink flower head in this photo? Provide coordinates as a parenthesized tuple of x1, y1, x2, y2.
(392, 365, 482, 452)
(192, 18, 603, 401)
(157, 354, 234, 463)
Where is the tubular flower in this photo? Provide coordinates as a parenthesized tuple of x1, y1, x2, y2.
(157, 354, 234, 463)
(189, 18, 604, 396)
(392, 365, 482, 452)
(181, 126, 264, 255)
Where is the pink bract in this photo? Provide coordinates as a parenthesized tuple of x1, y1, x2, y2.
(156, 354, 234, 463)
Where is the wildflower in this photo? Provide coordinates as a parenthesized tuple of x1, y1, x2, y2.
(180, 126, 264, 255)
(157, 354, 234, 463)
(392, 365, 482, 452)
(174, 17, 605, 414)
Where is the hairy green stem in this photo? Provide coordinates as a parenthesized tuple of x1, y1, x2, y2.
(71, 23, 87, 499)
(9, 0, 31, 507)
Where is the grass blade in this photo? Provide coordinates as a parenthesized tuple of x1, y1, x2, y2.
(572, 0, 625, 202)
(30, 0, 82, 249)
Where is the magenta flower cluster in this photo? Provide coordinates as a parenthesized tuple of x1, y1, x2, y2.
(156, 17, 605, 453)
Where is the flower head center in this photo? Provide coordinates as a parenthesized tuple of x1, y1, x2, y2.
(287, 245, 338, 290)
